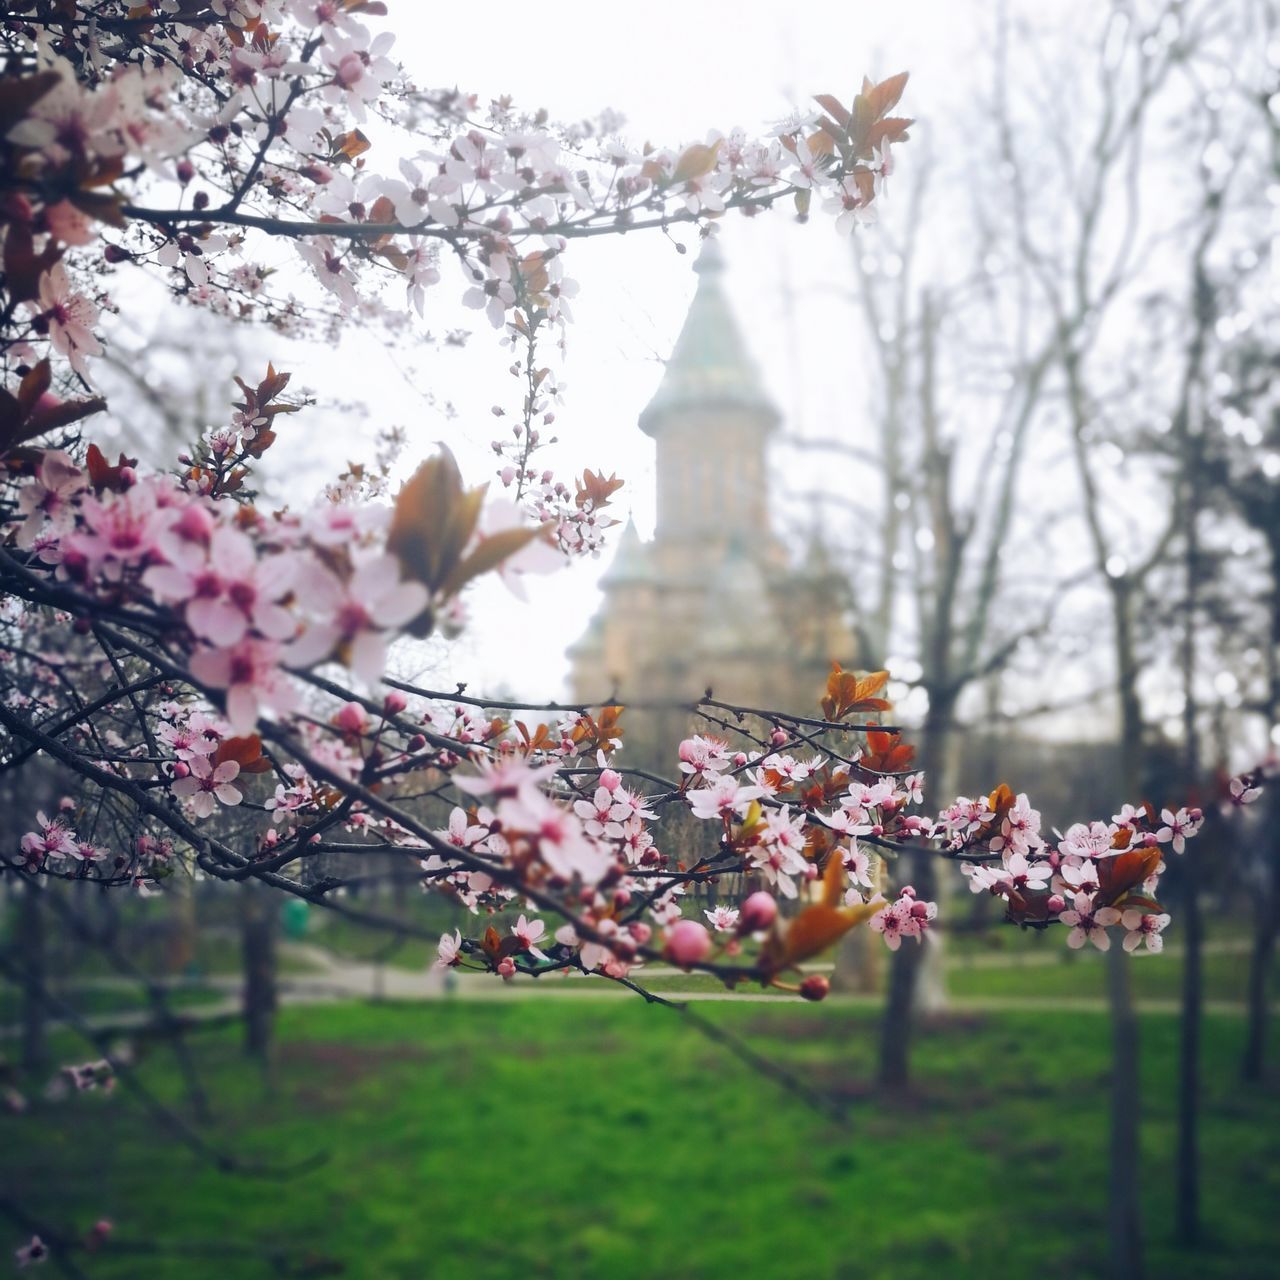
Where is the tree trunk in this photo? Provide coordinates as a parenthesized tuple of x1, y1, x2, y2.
(832, 925, 883, 994)
(876, 685, 952, 1088)
(241, 888, 277, 1064)
(1175, 844, 1202, 1245)
(1245, 544, 1280, 1081)
(17, 880, 49, 1077)
(1107, 940, 1144, 1280)
(1107, 577, 1145, 1279)
(1242, 809, 1278, 1082)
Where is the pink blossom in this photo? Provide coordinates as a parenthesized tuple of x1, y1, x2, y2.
(189, 636, 298, 733)
(144, 528, 297, 646)
(572, 785, 630, 838)
(14, 1235, 47, 1268)
(687, 776, 765, 822)
(435, 930, 462, 968)
(704, 906, 740, 932)
(21, 811, 78, 862)
(290, 552, 428, 681)
(171, 755, 242, 818)
(1121, 910, 1170, 953)
(511, 914, 548, 960)
(30, 264, 103, 379)
(1060, 892, 1121, 950)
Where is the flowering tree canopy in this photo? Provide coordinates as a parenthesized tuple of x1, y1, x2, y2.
(6, 18, 1276, 1257)
(2, 0, 1259, 1015)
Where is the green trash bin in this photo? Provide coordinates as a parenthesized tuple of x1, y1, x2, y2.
(282, 898, 310, 940)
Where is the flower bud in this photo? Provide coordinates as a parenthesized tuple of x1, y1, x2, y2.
(769, 727, 788, 747)
(909, 901, 932, 920)
(172, 761, 190, 779)
(407, 734, 427, 752)
(334, 702, 369, 735)
(1047, 894, 1066, 915)
(800, 974, 831, 1002)
(664, 919, 711, 968)
(383, 690, 408, 716)
(737, 891, 778, 934)
(497, 956, 516, 979)
(176, 158, 195, 185)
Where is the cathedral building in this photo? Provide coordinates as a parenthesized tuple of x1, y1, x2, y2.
(567, 238, 857, 765)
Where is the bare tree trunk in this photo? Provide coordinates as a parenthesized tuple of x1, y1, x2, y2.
(877, 684, 951, 1088)
(1108, 579, 1145, 1280)
(1242, 806, 1278, 1082)
(1176, 407, 1205, 1245)
(1176, 844, 1203, 1245)
(17, 880, 48, 1077)
(1107, 939, 1144, 1280)
(241, 887, 277, 1064)
(1243, 555, 1280, 1081)
(831, 927, 882, 994)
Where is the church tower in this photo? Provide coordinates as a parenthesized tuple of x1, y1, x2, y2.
(568, 239, 856, 763)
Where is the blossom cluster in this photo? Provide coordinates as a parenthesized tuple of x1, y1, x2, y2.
(2, 2, 910, 405)
(2, 372, 605, 747)
(954, 789, 1211, 952)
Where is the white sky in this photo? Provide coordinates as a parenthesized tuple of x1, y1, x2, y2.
(97, 0, 1142, 724)
(345, 0, 1004, 700)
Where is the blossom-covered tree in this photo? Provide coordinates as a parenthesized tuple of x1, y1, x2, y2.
(0, 2, 1250, 1272)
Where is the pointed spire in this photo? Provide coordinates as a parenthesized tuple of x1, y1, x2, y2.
(638, 238, 780, 437)
(600, 514, 654, 587)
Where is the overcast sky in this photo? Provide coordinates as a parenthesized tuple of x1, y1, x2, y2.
(350, 0, 1006, 700)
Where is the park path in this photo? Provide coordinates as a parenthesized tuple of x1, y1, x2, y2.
(1, 936, 1271, 1040)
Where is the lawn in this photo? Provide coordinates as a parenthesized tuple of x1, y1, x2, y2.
(3, 999, 1277, 1279)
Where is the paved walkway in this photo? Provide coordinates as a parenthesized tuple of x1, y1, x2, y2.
(2, 936, 1272, 1040)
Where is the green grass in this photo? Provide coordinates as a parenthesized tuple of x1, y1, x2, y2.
(2, 999, 1278, 1279)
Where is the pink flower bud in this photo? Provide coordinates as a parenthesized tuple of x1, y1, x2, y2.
(909, 901, 932, 920)
(664, 919, 711, 968)
(497, 956, 516, 979)
(1047, 894, 1066, 915)
(383, 690, 408, 716)
(334, 702, 368, 735)
(800, 974, 831, 1002)
(599, 768, 621, 792)
(629, 922, 652, 946)
(737, 891, 778, 934)
(176, 158, 195, 185)
(732, 751, 748, 767)
(802, 862, 819, 881)
(407, 734, 427, 752)
(769, 727, 788, 747)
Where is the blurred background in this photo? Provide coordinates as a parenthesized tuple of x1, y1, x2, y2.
(4, 0, 1280, 1276)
